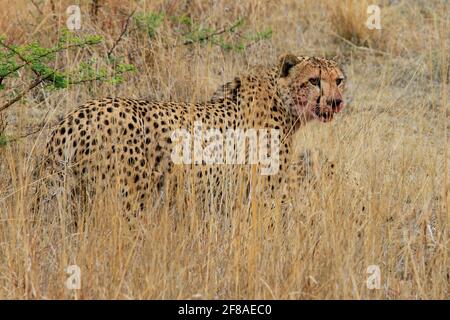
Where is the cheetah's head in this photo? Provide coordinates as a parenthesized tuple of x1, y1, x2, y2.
(277, 54, 346, 123)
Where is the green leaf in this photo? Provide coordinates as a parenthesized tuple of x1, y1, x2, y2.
(0, 133, 8, 147)
(134, 12, 164, 38)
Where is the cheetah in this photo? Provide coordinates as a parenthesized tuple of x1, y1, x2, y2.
(43, 54, 346, 215)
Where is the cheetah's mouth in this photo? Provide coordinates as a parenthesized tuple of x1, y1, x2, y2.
(313, 107, 334, 122)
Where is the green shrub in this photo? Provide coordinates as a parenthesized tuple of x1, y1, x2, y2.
(0, 29, 135, 112)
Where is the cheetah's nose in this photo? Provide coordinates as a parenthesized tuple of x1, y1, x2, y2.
(327, 98, 343, 112)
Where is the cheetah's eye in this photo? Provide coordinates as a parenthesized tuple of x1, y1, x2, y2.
(309, 78, 320, 87)
(336, 78, 344, 86)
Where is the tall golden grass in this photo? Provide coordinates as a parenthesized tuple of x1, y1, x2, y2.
(0, 0, 448, 299)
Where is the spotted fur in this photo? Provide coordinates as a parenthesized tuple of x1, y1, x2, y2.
(44, 54, 346, 215)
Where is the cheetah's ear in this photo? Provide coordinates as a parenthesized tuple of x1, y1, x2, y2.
(278, 54, 301, 77)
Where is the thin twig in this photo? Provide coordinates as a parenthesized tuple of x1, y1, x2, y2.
(329, 31, 391, 57)
(181, 20, 243, 46)
(0, 74, 51, 113)
(30, 0, 44, 16)
(8, 124, 51, 143)
(68, 76, 108, 85)
(182, 28, 228, 45)
(107, 9, 136, 57)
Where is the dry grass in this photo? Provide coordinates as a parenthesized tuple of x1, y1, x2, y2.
(0, 0, 448, 299)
